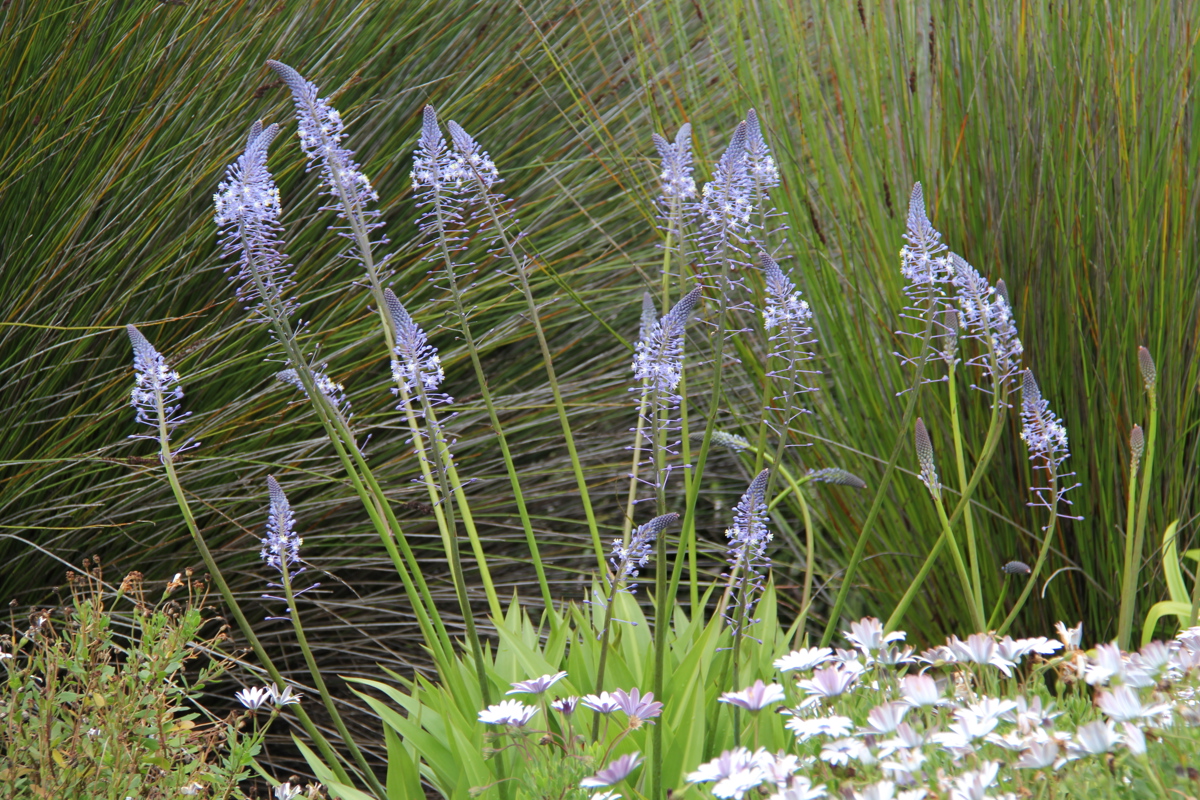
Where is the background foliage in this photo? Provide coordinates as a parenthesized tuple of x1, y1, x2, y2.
(2, 0, 1198, 777)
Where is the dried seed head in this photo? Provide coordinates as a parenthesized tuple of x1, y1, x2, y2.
(914, 418, 939, 497)
(1137, 346, 1156, 392)
(1130, 424, 1144, 461)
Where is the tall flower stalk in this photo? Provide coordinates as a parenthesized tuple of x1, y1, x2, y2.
(384, 288, 495, 704)
(756, 251, 818, 632)
(259, 475, 383, 796)
(124, 324, 356, 789)
(997, 369, 1078, 634)
(214, 117, 455, 692)
(822, 183, 945, 646)
(414, 105, 552, 612)
(445, 117, 605, 572)
(1118, 347, 1159, 645)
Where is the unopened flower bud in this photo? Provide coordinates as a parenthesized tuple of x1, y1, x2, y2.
(1137, 346, 1156, 392)
(1130, 424, 1144, 462)
(915, 418, 939, 498)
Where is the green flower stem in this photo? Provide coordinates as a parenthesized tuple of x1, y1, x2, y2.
(1132, 386, 1158, 625)
(278, 558, 388, 799)
(428, 175, 553, 613)
(621, 389, 650, 542)
(820, 311, 936, 647)
(933, 491, 985, 632)
(469, 174, 605, 574)
(947, 361, 983, 618)
(650, 385, 671, 796)
(239, 229, 454, 667)
(1117, 449, 1142, 648)
(394, 386, 493, 707)
(997, 473, 1061, 636)
(150, 398, 353, 789)
(885, 384, 1008, 633)
(986, 575, 1011, 631)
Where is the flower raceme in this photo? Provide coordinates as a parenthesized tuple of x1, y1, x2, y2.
(609, 512, 678, 594)
(213, 120, 296, 321)
(723, 469, 773, 635)
(384, 288, 447, 400)
(633, 286, 703, 399)
(267, 60, 384, 268)
(126, 324, 191, 454)
(651, 123, 696, 203)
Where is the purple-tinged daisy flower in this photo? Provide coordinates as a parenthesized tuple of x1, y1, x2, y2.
(581, 692, 622, 714)
(1055, 621, 1083, 649)
(775, 647, 834, 673)
(785, 715, 854, 743)
(1095, 686, 1170, 723)
(478, 699, 537, 727)
(551, 696, 579, 716)
(611, 687, 663, 724)
(579, 753, 642, 788)
(1067, 720, 1120, 758)
(235, 686, 271, 711)
(720, 680, 785, 711)
(1014, 740, 1060, 769)
(686, 747, 766, 800)
(797, 666, 857, 700)
(767, 776, 827, 800)
(864, 702, 911, 735)
(268, 683, 302, 707)
(844, 618, 907, 655)
(899, 674, 946, 707)
(506, 671, 568, 696)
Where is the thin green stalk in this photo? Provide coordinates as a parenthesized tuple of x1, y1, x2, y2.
(986, 575, 1011, 630)
(933, 492, 985, 632)
(885, 389, 1008, 633)
(820, 314, 936, 647)
(997, 474, 1061, 636)
(427, 165, 553, 612)
(1131, 376, 1159, 627)
(150, 405, 354, 788)
(947, 361, 983, 616)
(395, 381, 493, 706)
(278, 558, 388, 799)
(1117, 440, 1142, 649)
(469, 175, 605, 573)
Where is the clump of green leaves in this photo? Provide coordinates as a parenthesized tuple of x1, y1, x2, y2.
(0, 559, 266, 800)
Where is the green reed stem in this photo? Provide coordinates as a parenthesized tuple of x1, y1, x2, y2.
(986, 574, 1010, 631)
(1131, 385, 1159, 627)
